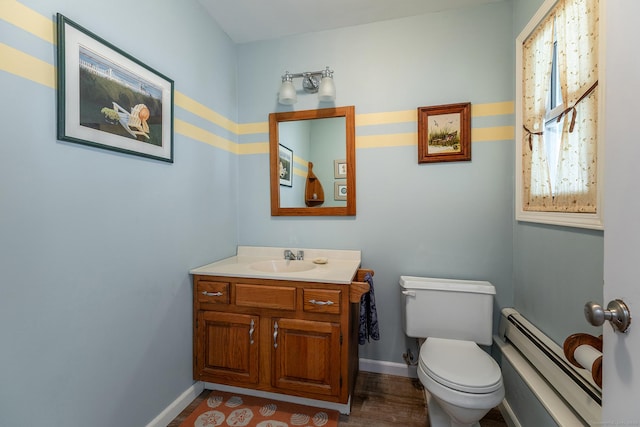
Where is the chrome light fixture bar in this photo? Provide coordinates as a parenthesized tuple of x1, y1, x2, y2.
(278, 66, 335, 105)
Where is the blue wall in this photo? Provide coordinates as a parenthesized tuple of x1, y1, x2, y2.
(0, 0, 606, 425)
(1, 0, 238, 426)
(511, 0, 604, 345)
(507, 1, 604, 423)
(236, 2, 516, 364)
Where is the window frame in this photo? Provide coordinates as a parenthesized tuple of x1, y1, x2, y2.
(515, 0, 604, 230)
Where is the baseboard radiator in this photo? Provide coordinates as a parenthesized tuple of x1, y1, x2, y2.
(496, 308, 601, 426)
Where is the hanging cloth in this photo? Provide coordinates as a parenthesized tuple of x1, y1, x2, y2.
(359, 272, 380, 345)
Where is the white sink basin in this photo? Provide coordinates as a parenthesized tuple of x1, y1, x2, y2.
(250, 260, 316, 273)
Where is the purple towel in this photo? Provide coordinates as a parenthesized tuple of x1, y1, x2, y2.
(359, 272, 380, 345)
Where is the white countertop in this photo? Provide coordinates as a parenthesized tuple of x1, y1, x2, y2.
(190, 246, 362, 284)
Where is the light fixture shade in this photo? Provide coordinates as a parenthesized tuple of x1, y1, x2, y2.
(278, 80, 297, 105)
(318, 76, 336, 102)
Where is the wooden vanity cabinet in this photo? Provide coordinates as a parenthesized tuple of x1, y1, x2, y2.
(193, 273, 369, 404)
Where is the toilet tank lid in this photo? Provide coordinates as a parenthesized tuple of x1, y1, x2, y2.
(399, 276, 495, 294)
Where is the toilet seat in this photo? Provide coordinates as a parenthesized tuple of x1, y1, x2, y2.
(419, 337, 502, 394)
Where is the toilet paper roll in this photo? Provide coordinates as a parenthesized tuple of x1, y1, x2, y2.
(574, 344, 602, 372)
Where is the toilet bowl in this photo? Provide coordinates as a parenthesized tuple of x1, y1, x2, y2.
(418, 337, 504, 427)
(399, 276, 504, 427)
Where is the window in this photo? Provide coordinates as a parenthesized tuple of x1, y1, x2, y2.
(544, 38, 563, 192)
(515, 0, 602, 229)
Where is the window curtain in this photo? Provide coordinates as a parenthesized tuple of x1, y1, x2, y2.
(522, 13, 555, 210)
(553, 0, 599, 212)
(522, 0, 598, 212)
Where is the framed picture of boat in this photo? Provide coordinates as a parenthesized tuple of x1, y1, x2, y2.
(417, 102, 471, 163)
(56, 13, 174, 162)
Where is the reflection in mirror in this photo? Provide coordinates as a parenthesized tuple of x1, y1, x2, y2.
(269, 106, 355, 216)
(279, 117, 346, 208)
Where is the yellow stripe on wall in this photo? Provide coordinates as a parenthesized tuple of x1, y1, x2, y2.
(293, 155, 309, 168)
(353, 101, 514, 129)
(1, 0, 55, 44)
(0, 1, 245, 137)
(472, 101, 514, 117)
(1, 0, 515, 154)
(357, 133, 417, 149)
(0, 43, 55, 88)
(174, 94, 268, 140)
(174, 119, 238, 153)
(472, 126, 514, 141)
(238, 122, 269, 135)
(356, 126, 514, 149)
(238, 142, 268, 155)
(174, 92, 237, 134)
(356, 110, 416, 126)
(0, 42, 514, 151)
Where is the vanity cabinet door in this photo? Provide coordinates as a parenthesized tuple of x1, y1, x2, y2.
(271, 318, 341, 398)
(195, 311, 259, 385)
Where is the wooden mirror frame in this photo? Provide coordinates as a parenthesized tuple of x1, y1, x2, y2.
(269, 106, 356, 216)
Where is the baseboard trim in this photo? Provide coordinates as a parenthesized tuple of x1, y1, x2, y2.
(145, 382, 204, 427)
(359, 358, 417, 378)
(498, 399, 522, 427)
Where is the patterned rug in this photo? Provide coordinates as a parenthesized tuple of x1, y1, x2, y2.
(179, 390, 340, 427)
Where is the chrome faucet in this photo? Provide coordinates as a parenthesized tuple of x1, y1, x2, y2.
(284, 249, 304, 260)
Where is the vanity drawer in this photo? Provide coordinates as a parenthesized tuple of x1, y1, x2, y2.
(303, 289, 341, 314)
(236, 284, 296, 310)
(196, 280, 230, 304)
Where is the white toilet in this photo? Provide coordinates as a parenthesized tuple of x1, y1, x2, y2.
(399, 276, 504, 427)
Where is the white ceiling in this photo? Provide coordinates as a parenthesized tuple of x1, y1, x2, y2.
(199, 0, 505, 44)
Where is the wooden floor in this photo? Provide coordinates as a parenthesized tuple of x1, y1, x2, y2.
(168, 372, 507, 426)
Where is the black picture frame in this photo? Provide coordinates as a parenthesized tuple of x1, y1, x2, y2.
(56, 13, 174, 163)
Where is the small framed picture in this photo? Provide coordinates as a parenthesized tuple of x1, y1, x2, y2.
(56, 14, 174, 162)
(334, 159, 347, 178)
(417, 102, 471, 163)
(279, 144, 293, 187)
(334, 180, 347, 201)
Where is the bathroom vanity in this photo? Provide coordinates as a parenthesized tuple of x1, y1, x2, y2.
(190, 246, 370, 408)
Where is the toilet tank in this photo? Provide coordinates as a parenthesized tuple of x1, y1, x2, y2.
(399, 275, 496, 346)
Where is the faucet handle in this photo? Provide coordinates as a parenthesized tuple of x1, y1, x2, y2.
(284, 249, 293, 259)
(296, 250, 304, 260)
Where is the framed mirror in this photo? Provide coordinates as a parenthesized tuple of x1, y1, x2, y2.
(269, 106, 356, 216)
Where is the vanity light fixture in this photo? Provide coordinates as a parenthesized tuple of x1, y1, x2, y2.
(278, 66, 336, 105)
